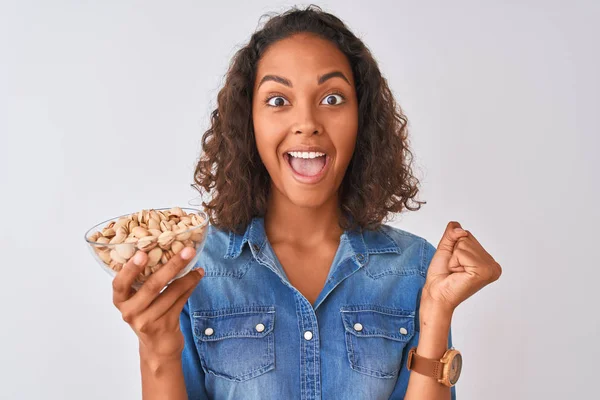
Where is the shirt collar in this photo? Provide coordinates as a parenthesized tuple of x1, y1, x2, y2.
(224, 215, 401, 263)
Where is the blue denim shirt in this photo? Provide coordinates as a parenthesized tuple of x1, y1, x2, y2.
(180, 216, 456, 400)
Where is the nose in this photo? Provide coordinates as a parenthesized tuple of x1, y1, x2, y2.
(291, 103, 323, 136)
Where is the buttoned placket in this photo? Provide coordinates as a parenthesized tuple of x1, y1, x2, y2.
(227, 216, 371, 400)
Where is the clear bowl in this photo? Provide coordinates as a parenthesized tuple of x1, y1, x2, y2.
(84, 207, 209, 291)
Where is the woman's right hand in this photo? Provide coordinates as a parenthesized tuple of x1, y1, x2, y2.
(112, 247, 205, 362)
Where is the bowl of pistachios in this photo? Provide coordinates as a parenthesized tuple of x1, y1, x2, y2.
(84, 207, 209, 291)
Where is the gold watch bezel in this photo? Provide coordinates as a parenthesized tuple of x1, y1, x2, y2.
(438, 348, 462, 387)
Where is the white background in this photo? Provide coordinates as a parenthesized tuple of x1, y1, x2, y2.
(1, 1, 598, 399)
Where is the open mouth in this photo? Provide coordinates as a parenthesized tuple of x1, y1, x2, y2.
(283, 152, 330, 183)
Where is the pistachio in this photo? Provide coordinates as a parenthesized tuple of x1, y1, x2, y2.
(148, 218, 161, 230)
(110, 249, 127, 264)
(170, 207, 184, 217)
(175, 228, 191, 241)
(148, 228, 163, 237)
(158, 231, 176, 250)
(132, 226, 150, 238)
(147, 247, 163, 267)
(171, 240, 184, 255)
(137, 236, 158, 251)
(98, 249, 111, 264)
(116, 243, 136, 260)
(102, 227, 116, 238)
(88, 207, 207, 285)
(160, 220, 171, 232)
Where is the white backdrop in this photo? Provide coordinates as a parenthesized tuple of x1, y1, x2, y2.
(1, 1, 598, 399)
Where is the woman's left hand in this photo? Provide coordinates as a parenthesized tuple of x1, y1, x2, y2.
(422, 221, 502, 314)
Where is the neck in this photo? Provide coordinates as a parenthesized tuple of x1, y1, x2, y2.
(264, 184, 344, 248)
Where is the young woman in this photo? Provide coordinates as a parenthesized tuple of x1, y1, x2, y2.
(111, 5, 502, 400)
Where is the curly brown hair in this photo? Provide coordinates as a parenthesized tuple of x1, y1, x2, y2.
(192, 4, 426, 236)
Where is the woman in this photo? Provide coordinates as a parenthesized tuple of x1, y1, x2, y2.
(111, 5, 502, 399)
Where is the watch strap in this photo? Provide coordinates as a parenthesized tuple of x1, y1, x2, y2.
(407, 347, 444, 380)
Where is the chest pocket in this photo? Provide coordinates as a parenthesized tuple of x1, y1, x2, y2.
(193, 306, 275, 382)
(340, 305, 415, 379)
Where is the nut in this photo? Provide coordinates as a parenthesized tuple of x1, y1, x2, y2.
(88, 207, 207, 283)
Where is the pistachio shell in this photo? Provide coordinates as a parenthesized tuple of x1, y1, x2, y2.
(190, 231, 205, 243)
(157, 211, 168, 221)
(116, 243, 136, 260)
(95, 236, 110, 250)
(102, 227, 116, 238)
(170, 207, 184, 217)
(98, 249, 111, 264)
(128, 220, 139, 231)
(110, 260, 123, 272)
(148, 218, 160, 230)
(89, 231, 102, 242)
(148, 228, 163, 237)
(110, 249, 127, 264)
(160, 220, 171, 232)
(147, 247, 163, 267)
(132, 226, 150, 238)
(158, 231, 176, 250)
(175, 228, 191, 241)
(137, 236, 158, 251)
(171, 240, 184, 255)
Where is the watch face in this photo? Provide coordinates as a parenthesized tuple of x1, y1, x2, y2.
(449, 353, 462, 385)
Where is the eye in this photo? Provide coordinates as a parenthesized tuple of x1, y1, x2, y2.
(265, 95, 290, 108)
(320, 92, 346, 106)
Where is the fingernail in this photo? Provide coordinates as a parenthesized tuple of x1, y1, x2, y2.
(181, 247, 194, 260)
(133, 251, 145, 266)
(453, 227, 464, 233)
(196, 268, 205, 277)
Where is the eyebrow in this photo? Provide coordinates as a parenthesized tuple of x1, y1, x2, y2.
(257, 70, 351, 89)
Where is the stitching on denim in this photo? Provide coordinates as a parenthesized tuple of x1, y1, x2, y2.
(340, 305, 415, 317)
(366, 267, 422, 279)
(376, 227, 402, 253)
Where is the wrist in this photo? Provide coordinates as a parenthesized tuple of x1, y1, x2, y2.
(139, 342, 183, 375)
(417, 300, 454, 359)
(419, 297, 454, 327)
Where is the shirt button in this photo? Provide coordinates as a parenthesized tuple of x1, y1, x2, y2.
(353, 323, 363, 332)
(255, 323, 265, 333)
(356, 253, 364, 261)
(204, 327, 214, 336)
(252, 244, 260, 252)
(304, 330, 313, 340)
(399, 327, 408, 335)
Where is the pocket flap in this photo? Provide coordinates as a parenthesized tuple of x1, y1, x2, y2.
(193, 306, 275, 342)
(340, 306, 415, 342)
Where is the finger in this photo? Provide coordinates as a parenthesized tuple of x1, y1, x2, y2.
(437, 221, 468, 254)
(124, 247, 197, 313)
(138, 268, 204, 323)
(161, 274, 204, 328)
(429, 221, 469, 275)
(113, 251, 148, 306)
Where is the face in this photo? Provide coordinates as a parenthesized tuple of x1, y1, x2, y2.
(252, 32, 358, 209)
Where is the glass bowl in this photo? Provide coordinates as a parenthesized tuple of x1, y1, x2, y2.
(84, 207, 209, 291)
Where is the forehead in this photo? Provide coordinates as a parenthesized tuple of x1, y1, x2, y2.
(254, 33, 354, 88)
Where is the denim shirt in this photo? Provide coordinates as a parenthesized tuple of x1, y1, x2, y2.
(180, 216, 456, 400)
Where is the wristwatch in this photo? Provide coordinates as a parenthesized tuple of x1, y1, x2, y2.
(406, 346, 462, 387)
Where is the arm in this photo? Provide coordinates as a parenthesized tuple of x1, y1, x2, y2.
(140, 344, 188, 400)
(138, 300, 209, 400)
(404, 303, 456, 400)
(389, 303, 456, 400)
